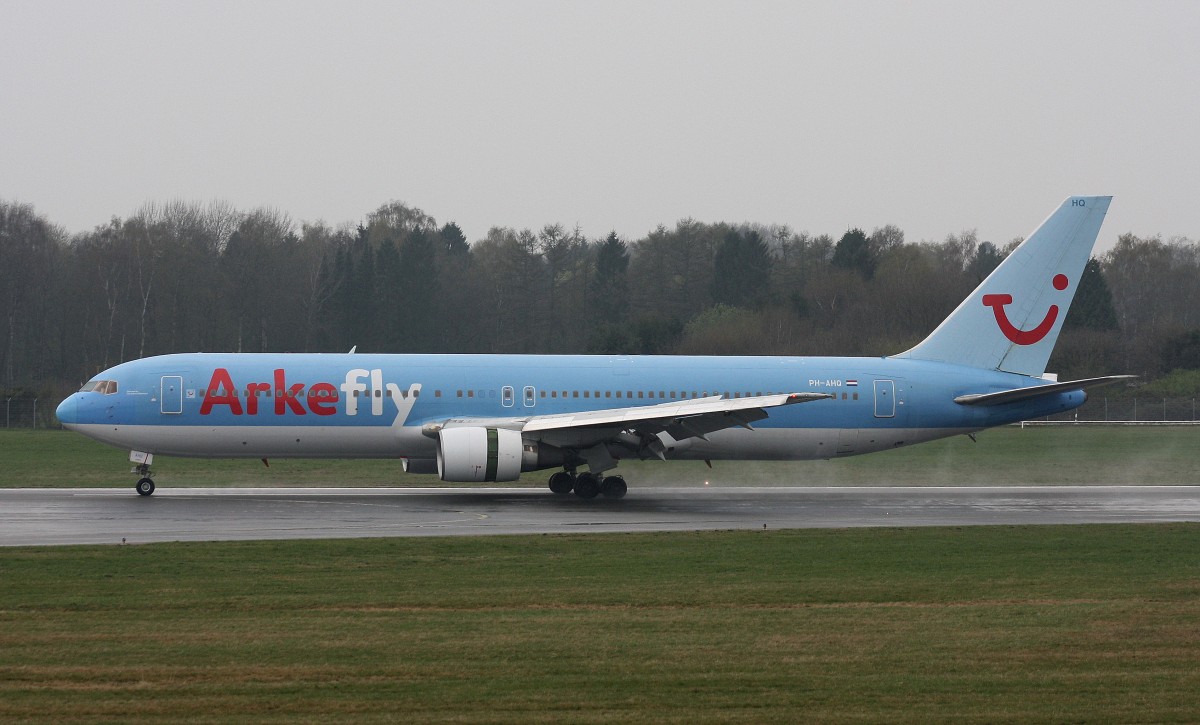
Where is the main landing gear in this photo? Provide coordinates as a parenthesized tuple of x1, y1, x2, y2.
(133, 462, 155, 496)
(547, 470, 627, 500)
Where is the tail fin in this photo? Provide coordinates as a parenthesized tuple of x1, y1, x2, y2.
(895, 196, 1112, 377)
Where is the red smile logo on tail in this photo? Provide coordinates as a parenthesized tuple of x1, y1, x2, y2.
(982, 274, 1068, 345)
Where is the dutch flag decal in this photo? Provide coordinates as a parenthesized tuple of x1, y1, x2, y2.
(846, 379, 858, 387)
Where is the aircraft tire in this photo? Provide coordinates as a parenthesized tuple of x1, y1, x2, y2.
(600, 475, 627, 499)
(136, 478, 155, 496)
(548, 471, 574, 495)
(573, 473, 600, 499)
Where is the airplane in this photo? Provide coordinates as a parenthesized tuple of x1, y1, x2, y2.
(56, 196, 1131, 499)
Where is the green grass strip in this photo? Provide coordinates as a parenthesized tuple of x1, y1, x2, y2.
(2, 525, 1199, 723)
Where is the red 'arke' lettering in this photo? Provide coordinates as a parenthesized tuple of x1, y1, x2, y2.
(274, 369, 306, 415)
(200, 368, 243, 415)
(199, 368, 341, 416)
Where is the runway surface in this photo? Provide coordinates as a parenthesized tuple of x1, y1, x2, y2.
(3, 485, 1200, 546)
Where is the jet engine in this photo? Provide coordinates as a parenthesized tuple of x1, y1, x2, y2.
(436, 427, 524, 482)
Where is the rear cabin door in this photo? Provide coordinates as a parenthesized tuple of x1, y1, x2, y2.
(161, 376, 183, 415)
(873, 379, 895, 418)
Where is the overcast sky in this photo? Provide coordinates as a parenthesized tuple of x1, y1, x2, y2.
(2, 0, 1198, 250)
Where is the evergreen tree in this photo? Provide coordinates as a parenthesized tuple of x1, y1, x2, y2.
(590, 231, 630, 322)
(1064, 258, 1119, 331)
(711, 228, 771, 309)
(440, 222, 469, 257)
(831, 228, 874, 278)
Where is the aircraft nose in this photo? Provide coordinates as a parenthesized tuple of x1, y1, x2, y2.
(56, 395, 77, 427)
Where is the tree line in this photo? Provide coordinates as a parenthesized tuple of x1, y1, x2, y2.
(3, 198, 1199, 400)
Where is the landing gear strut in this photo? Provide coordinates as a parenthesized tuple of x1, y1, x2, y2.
(546, 470, 627, 500)
(574, 472, 601, 499)
(548, 470, 574, 495)
(599, 475, 627, 499)
(133, 462, 155, 496)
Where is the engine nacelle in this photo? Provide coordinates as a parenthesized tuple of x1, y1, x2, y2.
(402, 458, 439, 475)
(437, 427, 523, 482)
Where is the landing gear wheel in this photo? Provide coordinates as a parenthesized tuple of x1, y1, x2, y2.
(600, 475, 627, 499)
(548, 471, 574, 495)
(573, 472, 600, 499)
(136, 478, 156, 496)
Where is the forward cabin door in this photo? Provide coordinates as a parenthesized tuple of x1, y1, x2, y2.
(160, 376, 183, 415)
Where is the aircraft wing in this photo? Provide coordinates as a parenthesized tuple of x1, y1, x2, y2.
(523, 391, 832, 459)
(522, 392, 828, 433)
(427, 392, 833, 460)
(953, 375, 1135, 406)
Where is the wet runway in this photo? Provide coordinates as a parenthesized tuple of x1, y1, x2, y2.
(3, 486, 1200, 546)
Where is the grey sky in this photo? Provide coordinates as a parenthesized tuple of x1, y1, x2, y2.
(3, 0, 1198, 250)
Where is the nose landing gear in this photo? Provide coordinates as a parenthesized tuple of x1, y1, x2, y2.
(131, 453, 155, 496)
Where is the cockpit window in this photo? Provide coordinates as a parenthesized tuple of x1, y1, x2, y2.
(80, 380, 118, 395)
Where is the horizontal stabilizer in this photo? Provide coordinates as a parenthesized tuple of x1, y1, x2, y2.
(954, 375, 1136, 406)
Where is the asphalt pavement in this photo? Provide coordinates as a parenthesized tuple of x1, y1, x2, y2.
(3, 485, 1199, 546)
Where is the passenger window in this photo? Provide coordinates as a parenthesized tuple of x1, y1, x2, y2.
(467, 390, 474, 398)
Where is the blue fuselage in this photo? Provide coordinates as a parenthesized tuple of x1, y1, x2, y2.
(57, 352, 1083, 463)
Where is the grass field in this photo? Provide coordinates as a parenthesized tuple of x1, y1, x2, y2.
(2, 425, 1197, 488)
(4, 429, 1199, 721)
(2, 525, 1199, 723)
